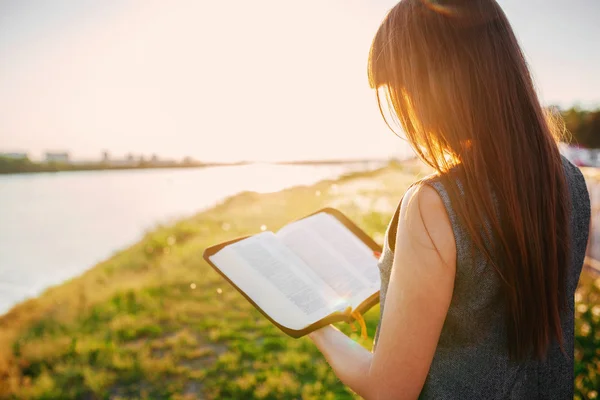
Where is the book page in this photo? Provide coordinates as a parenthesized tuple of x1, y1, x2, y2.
(276, 212, 380, 308)
(209, 232, 346, 330)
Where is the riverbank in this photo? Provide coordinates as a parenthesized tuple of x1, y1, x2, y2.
(0, 159, 243, 175)
(0, 161, 597, 399)
(0, 158, 385, 175)
(1, 162, 385, 315)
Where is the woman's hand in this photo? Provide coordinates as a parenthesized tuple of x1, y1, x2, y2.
(306, 323, 375, 399)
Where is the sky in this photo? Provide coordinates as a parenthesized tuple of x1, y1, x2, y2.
(0, 0, 599, 162)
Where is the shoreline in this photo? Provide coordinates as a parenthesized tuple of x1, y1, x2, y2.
(0, 161, 390, 316)
(0, 159, 389, 176)
(0, 161, 248, 176)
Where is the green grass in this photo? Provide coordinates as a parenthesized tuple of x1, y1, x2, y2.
(574, 268, 600, 399)
(0, 161, 597, 399)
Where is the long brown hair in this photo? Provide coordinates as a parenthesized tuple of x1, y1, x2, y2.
(368, 0, 570, 361)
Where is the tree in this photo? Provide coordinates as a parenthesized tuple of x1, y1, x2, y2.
(0, 156, 35, 173)
(561, 107, 600, 149)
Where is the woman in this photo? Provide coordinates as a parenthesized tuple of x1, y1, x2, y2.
(308, 0, 591, 398)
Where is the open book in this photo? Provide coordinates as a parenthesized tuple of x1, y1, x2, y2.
(203, 208, 382, 338)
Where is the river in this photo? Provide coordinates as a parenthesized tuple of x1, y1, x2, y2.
(0, 162, 383, 314)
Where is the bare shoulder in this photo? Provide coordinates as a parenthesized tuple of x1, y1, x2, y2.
(398, 183, 456, 268)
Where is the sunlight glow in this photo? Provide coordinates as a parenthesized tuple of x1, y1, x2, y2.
(421, 0, 458, 17)
(0, 0, 403, 162)
(329, 296, 350, 311)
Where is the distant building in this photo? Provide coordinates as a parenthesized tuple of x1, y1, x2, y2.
(45, 152, 70, 163)
(102, 151, 110, 163)
(0, 152, 28, 160)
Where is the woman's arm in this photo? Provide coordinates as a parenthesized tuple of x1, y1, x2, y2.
(308, 184, 457, 400)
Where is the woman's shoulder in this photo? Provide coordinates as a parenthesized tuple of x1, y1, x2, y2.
(561, 155, 588, 189)
(396, 181, 457, 275)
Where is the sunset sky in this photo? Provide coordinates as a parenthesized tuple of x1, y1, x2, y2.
(1, 0, 598, 162)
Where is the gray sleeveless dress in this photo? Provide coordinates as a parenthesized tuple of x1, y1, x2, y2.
(375, 157, 590, 399)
